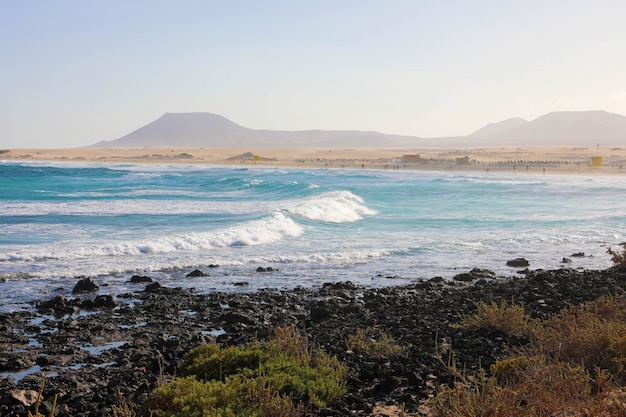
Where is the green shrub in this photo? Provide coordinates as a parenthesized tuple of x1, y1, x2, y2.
(147, 376, 243, 417)
(346, 327, 410, 357)
(144, 325, 347, 416)
(179, 343, 264, 381)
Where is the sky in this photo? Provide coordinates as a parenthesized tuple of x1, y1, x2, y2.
(2, 0, 626, 148)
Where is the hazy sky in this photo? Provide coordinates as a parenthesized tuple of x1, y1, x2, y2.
(3, 1, 626, 148)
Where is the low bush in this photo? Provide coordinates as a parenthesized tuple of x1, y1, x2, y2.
(144, 325, 347, 417)
(458, 299, 531, 336)
(529, 294, 626, 380)
(428, 294, 626, 417)
(429, 355, 602, 417)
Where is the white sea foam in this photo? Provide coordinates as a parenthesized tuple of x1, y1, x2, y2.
(0, 199, 271, 216)
(0, 246, 395, 283)
(122, 172, 166, 181)
(1, 212, 303, 262)
(1, 191, 376, 220)
(283, 191, 377, 222)
(239, 248, 393, 264)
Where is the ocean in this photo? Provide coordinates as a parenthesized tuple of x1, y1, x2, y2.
(1, 160, 625, 312)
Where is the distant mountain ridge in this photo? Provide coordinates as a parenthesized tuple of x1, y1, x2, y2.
(91, 112, 419, 149)
(91, 110, 626, 148)
(467, 110, 626, 146)
(469, 117, 529, 137)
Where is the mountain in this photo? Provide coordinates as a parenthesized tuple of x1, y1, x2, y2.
(91, 112, 420, 149)
(92, 113, 262, 148)
(91, 110, 626, 149)
(465, 110, 626, 146)
(469, 117, 528, 137)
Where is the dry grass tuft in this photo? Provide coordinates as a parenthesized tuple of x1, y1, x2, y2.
(529, 294, 626, 380)
(608, 245, 626, 271)
(427, 294, 626, 417)
(346, 327, 410, 358)
(458, 298, 531, 336)
(27, 380, 57, 417)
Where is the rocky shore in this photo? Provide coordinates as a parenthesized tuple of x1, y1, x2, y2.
(2, 267, 626, 416)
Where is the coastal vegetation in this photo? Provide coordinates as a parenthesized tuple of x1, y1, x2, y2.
(143, 325, 347, 416)
(428, 294, 626, 416)
(456, 298, 530, 336)
(346, 326, 410, 358)
(608, 244, 626, 271)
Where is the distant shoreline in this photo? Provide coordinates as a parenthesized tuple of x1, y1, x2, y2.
(3, 146, 626, 175)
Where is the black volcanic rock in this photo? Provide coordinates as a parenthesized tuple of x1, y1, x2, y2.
(453, 268, 496, 282)
(130, 275, 153, 283)
(4, 268, 626, 416)
(72, 278, 99, 294)
(186, 269, 207, 277)
(256, 266, 277, 272)
(506, 258, 530, 267)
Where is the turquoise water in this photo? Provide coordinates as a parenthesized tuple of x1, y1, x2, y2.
(1, 160, 625, 312)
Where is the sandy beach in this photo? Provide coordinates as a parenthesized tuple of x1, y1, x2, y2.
(3, 146, 626, 175)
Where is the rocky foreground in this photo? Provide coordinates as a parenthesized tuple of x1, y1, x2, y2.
(1, 267, 626, 416)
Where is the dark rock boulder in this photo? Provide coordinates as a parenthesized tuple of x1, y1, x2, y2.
(145, 282, 162, 292)
(36, 295, 77, 315)
(506, 258, 530, 267)
(256, 266, 277, 272)
(219, 311, 257, 326)
(454, 268, 496, 282)
(91, 295, 117, 309)
(186, 269, 207, 277)
(72, 278, 99, 294)
(130, 275, 153, 283)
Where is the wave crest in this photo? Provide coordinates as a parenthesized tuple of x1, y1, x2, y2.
(284, 191, 377, 223)
(2, 212, 303, 261)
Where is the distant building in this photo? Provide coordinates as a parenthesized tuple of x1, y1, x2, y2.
(402, 154, 420, 163)
(455, 156, 470, 165)
(590, 156, 603, 167)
